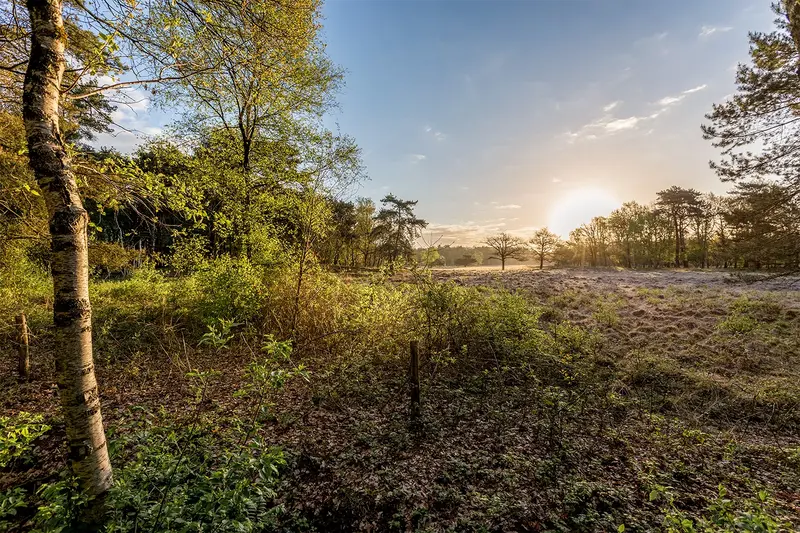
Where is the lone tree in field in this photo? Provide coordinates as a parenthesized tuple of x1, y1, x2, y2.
(9, 0, 328, 520)
(484, 232, 527, 270)
(529, 227, 560, 269)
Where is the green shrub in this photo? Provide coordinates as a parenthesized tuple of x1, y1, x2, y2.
(659, 485, 787, 533)
(0, 412, 50, 468)
(89, 241, 142, 278)
(169, 234, 209, 274)
(104, 418, 285, 532)
(0, 249, 51, 327)
(186, 256, 266, 325)
(17, 414, 285, 533)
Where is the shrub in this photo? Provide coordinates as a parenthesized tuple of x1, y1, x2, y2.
(0, 412, 50, 468)
(186, 256, 266, 325)
(18, 415, 285, 533)
(169, 234, 209, 274)
(89, 241, 142, 278)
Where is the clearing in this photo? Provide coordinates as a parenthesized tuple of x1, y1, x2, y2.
(3, 268, 799, 532)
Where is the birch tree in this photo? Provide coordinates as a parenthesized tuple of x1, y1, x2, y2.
(14, 0, 331, 519)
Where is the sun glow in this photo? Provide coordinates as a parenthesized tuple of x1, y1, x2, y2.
(548, 187, 621, 239)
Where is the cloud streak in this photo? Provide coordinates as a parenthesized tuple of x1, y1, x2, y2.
(654, 84, 707, 107)
(565, 84, 707, 142)
(699, 25, 732, 38)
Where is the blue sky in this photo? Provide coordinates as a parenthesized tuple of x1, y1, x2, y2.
(95, 1, 777, 243)
(319, 0, 775, 242)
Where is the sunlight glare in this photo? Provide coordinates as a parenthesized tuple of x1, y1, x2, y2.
(548, 187, 621, 239)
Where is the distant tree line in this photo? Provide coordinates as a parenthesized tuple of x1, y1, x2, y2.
(408, 183, 799, 271)
(554, 186, 799, 270)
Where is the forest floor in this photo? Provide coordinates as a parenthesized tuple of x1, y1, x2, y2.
(3, 268, 800, 532)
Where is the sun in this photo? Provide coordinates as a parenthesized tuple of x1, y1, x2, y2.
(548, 187, 621, 239)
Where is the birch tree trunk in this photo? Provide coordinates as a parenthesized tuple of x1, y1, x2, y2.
(22, 0, 113, 510)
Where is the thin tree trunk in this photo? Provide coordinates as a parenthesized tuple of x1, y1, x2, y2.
(674, 218, 680, 267)
(16, 314, 30, 380)
(23, 0, 113, 513)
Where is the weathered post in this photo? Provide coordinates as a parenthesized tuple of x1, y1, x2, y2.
(16, 314, 29, 380)
(410, 340, 420, 419)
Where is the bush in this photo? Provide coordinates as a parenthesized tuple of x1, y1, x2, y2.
(265, 268, 415, 367)
(89, 241, 142, 278)
(15, 414, 285, 533)
(0, 412, 50, 468)
(169, 234, 209, 274)
(186, 256, 267, 325)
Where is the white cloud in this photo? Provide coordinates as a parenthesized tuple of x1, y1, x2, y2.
(425, 220, 513, 245)
(424, 124, 447, 141)
(656, 95, 683, 106)
(565, 113, 650, 141)
(409, 153, 427, 163)
(604, 116, 641, 132)
(654, 84, 707, 107)
(552, 177, 562, 183)
(89, 85, 162, 153)
(494, 204, 522, 210)
(683, 84, 707, 94)
(603, 100, 621, 112)
(699, 25, 732, 38)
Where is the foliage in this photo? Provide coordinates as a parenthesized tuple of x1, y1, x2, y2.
(105, 419, 285, 532)
(703, 2, 800, 270)
(18, 415, 286, 533)
(188, 256, 266, 325)
(89, 241, 142, 278)
(0, 487, 27, 530)
(169, 234, 209, 274)
(657, 485, 787, 533)
(30, 474, 90, 533)
(198, 318, 240, 351)
(0, 412, 50, 468)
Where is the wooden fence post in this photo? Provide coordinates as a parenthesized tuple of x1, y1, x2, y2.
(410, 340, 420, 419)
(16, 313, 29, 380)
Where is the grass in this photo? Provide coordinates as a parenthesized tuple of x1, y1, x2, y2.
(1, 264, 799, 531)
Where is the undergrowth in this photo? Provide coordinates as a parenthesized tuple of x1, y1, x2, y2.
(1, 257, 797, 531)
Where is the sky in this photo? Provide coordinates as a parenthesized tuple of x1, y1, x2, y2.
(94, 0, 778, 244)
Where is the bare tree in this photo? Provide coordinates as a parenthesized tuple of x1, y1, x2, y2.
(484, 232, 526, 270)
(529, 227, 560, 270)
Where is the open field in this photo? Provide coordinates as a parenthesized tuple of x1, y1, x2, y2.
(2, 267, 800, 531)
(432, 266, 800, 292)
